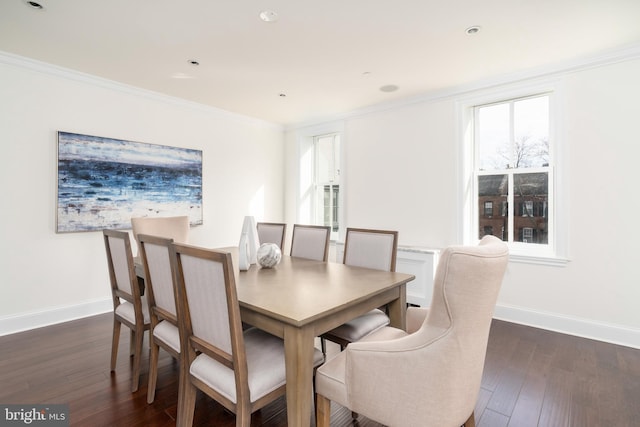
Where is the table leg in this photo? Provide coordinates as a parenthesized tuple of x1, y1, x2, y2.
(283, 324, 315, 427)
(387, 283, 407, 330)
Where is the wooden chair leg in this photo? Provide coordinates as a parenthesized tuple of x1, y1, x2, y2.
(129, 329, 135, 357)
(316, 394, 331, 427)
(110, 319, 121, 371)
(463, 412, 476, 427)
(177, 380, 197, 427)
(236, 405, 251, 427)
(131, 328, 144, 392)
(147, 340, 160, 403)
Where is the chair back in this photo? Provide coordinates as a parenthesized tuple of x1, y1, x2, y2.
(256, 222, 287, 251)
(421, 235, 509, 423)
(426, 235, 508, 334)
(349, 235, 508, 425)
(103, 229, 140, 306)
(171, 244, 244, 377)
(138, 234, 177, 323)
(290, 224, 331, 262)
(343, 228, 398, 272)
(131, 215, 190, 245)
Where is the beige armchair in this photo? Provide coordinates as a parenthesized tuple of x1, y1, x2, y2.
(315, 235, 509, 427)
(131, 215, 189, 254)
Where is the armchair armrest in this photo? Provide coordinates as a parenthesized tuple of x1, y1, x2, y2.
(344, 326, 453, 425)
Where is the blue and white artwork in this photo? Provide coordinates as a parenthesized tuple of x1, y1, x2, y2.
(57, 131, 202, 233)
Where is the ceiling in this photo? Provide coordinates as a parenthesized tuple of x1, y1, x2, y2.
(2, 0, 640, 126)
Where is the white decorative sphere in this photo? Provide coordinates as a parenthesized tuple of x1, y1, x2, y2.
(256, 243, 282, 268)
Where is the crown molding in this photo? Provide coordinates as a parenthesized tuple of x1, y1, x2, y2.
(3, 43, 639, 134)
(287, 42, 640, 131)
(0, 50, 283, 131)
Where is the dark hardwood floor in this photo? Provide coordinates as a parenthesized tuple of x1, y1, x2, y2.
(0, 313, 638, 426)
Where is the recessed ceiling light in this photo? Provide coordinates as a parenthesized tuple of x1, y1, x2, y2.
(187, 59, 200, 66)
(24, 0, 44, 10)
(466, 26, 481, 35)
(380, 84, 399, 93)
(259, 10, 278, 23)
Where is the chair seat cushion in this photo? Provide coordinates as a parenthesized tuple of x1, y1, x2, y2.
(153, 320, 180, 353)
(115, 296, 150, 325)
(190, 327, 324, 404)
(325, 309, 389, 343)
(316, 345, 348, 405)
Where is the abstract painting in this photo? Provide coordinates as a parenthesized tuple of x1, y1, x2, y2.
(56, 131, 202, 233)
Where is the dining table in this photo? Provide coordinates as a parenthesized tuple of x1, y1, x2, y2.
(136, 251, 415, 427)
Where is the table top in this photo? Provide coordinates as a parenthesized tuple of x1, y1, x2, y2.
(236, 255, 415, 328)
(135, 249, 415, 329)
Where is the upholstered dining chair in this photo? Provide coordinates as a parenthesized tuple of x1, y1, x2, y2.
(320, 228, 398, 354)
(170, 243, 323, 427)
(103, 229, 150, 393)
(256, 222, 287, 251)
(315, 235, 509, 427)
(131, 215, 190, 254)
(137, 234, 181, 404)
(290, 224, 331, 262)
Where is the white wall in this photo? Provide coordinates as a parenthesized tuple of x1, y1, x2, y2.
(0, 54, 284, 334)
(285, 56, 640, 348)
(3, 50, 639, 348)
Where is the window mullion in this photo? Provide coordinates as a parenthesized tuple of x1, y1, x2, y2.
(507, 171, 514, 243)
(507, 101, 515, 243)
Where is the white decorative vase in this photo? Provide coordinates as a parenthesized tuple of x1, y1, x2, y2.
(256, 243, 282, 268)
(240, 216, 260, 265)
(238, 232, 250, 271)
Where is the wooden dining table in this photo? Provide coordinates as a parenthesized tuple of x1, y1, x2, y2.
(136, 252, 415, 427)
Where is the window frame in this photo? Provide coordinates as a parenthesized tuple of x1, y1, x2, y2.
(458, 80, 569, 266)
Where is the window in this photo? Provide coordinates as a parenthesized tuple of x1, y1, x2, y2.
(314, 133, 340, 234)
(483, 201, 494, 217)
(297, 123, 344, 241)
(476, 95, 550, 246)
(462, 88, 567, 264)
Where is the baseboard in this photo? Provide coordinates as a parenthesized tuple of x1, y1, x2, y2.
(0, 298, 113, 337)
(2, 299, 638, 349)
(494, 304, 640, 350)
